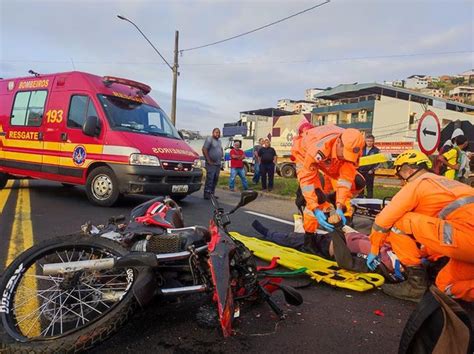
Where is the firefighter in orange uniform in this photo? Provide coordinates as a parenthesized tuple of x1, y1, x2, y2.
(367, 150, 474, 302)
(294, 125, 365, 240)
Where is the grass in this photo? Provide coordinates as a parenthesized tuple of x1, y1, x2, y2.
(217, 173, 401, 199)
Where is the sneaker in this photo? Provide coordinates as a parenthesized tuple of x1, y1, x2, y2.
(229, 189, 236, 192)
(268, 188, 273, 192)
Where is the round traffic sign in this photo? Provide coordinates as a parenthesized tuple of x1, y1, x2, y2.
(416, 111, 440, 155)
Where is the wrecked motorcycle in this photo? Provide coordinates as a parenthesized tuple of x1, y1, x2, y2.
(0, 190, 302, 353)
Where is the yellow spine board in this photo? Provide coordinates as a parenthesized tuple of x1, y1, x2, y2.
(231, 232, 384, 292)
(359, 153, 390, 167)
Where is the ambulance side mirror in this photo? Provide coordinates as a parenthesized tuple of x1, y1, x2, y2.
(83, 116, 101, 137)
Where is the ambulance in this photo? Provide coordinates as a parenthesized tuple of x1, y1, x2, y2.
(0, 71, 203, 206)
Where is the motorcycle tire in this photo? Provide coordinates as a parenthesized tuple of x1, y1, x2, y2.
(0, 234, 138, 353)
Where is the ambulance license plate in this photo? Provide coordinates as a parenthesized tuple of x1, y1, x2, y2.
(172, 185, 189, 193)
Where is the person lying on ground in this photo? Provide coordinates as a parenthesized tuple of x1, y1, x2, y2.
(251, 219, 401, 281)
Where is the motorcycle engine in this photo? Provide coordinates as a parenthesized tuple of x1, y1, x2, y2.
(131, 226, 210, 254)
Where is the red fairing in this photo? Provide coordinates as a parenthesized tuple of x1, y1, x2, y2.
(207, 220, 220, 252)
(135, 202, 173, 228)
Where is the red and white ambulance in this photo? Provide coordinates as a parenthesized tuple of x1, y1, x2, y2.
(0, 71, 203, 206)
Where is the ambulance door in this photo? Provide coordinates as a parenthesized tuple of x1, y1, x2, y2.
(60, 93, 102, 182)
(41, 88, 69, 175)
(5, 89, 48, 173)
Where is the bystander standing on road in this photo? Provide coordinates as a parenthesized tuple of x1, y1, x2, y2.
(258, 139, 277, 191)
(202, 128, 223, 199)
(229, 140, 249, 191)
(252, 138, 264, 184)
(358, 134, 380, 198)
(439, 135, 468, 180)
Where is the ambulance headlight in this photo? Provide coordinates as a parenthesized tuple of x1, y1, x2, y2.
(193, 159, 203, 168)
(129, 154, 161, 167)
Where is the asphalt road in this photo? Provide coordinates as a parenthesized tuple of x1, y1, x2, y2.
(0, 180, 472, 353)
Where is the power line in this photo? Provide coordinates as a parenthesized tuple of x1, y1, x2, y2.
(178, 50, 473, 66)
(2, 50, 471, 66)
(180, 0, 330, 52)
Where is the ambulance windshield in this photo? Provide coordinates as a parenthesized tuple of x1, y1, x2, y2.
(98, 95, 181, 139)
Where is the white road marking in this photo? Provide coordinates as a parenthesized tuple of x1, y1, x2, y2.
(244, 210, 294, 225)
(244, 210, 328, 234)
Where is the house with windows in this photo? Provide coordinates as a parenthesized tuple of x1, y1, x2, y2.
(312, 83, 474, 143)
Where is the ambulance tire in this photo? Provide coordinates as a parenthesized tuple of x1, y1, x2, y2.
(86, 167, 120, 207)
(0, 173, 8, 189)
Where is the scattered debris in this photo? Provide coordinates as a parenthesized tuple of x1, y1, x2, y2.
(373, 310, 385, 317)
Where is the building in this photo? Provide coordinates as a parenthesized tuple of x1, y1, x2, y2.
(449, 86, 474, 101)
(277, 99, 317, 113)
(304, 87, 325, 101)
(460, 69, 474, 83)
(312, 83, 474, 143)
(420, 88, 444, 98)
(404, 75, 429, 89)
(227, 108, 294, 137)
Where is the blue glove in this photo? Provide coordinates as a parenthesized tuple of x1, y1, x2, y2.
(314, 209, 335, 231)
(336, 208, 347, 225)
(366, 253, 380, 271)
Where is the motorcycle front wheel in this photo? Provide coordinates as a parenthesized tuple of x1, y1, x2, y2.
(0, 234, 138, 353)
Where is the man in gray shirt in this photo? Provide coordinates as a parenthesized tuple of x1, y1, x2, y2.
(202, 128, 223, 199)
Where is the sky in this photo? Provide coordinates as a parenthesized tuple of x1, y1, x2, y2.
(1, 0, 473, 133)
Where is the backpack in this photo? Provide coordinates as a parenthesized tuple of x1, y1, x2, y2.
(399, 285, 473, 354)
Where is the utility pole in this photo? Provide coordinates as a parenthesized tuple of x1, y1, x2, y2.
(171, 31, 179, 125)
(117, 15, 179, 126)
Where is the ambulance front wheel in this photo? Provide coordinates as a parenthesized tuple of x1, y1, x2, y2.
(0, 172, 8, 189)
(86, 167, 120, 207)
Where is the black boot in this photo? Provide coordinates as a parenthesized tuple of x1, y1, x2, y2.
(382, 266, 428, 302)
(251, 220, 269, 237)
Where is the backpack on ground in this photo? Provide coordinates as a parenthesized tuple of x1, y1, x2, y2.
(399, 285, 473, 354)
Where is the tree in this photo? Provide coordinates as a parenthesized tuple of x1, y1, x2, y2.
(451, 77, 464, 85)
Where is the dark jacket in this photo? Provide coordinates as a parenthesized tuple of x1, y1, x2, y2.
(358, 145, 380, 173)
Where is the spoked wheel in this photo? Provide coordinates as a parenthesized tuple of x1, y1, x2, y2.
(0, 235, 137, 353)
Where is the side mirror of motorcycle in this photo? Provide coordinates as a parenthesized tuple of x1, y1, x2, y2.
(267, 282, 303, 306)
(229, 190, 258, 214)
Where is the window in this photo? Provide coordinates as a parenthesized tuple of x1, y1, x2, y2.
(367, 111, 374, 121)
(98, 94, 180, 139)
(68, 95, 98, 128)
(11, 90, 47, 126)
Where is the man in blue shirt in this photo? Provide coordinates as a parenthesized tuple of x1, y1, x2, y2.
(358, 134, 380, 198)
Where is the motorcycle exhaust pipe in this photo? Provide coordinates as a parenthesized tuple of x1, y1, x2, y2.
(160, 284, 207, 295)
(43, 258, 116, 275)
(43, 245, 209, 275)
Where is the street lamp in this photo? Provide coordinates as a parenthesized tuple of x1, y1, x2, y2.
(117, 15, 179, 126)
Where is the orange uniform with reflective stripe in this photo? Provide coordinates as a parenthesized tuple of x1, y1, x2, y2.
(299, 125, 359, 211)
(292, 131, 320, 233)
(369, 172, 474, 301)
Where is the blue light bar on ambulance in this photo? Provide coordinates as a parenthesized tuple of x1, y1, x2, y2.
(103, 76, 151, 95)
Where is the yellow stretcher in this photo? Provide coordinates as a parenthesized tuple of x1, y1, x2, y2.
(359, 152, 391, 167)
(231, 232, 385, 292)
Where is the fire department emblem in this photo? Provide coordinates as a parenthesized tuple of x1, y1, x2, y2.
(72, 145, 87, 166)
